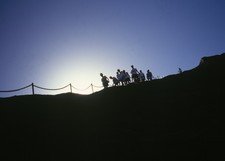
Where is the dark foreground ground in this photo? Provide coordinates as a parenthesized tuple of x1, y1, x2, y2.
(1, 53, 225, 161)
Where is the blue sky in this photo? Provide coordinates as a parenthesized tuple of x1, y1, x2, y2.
(1, 0, 225, 96)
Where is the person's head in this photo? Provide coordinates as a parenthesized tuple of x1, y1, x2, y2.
(117, 69, 120, 72)
(147, 69, 149, 72)
(109, 76, 112, 79)
(100, 73, 103, 77)
(131, 65, 134, 68)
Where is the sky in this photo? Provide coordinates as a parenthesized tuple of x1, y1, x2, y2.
(1, 0, 225, 96)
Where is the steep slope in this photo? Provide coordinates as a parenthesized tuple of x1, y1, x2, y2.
(0, 53, 225, 161)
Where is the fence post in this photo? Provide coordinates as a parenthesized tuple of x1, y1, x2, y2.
(91, 83, 94, 93)
(32, 83, 35, 95)
(70, 83, 72, 93)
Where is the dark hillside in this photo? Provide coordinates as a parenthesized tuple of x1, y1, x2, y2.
(1, 53, 225, 161)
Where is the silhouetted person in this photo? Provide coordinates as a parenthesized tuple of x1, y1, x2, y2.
(146, 70, 153, 81)
(178, 68, 182, 74)
(100, 73, 109, 88)
(139, 70, 145, 82)
(124, 71, 131, 85)
(130, 65, 139, 83)
(200, 57, 206, 65)
(109, 76, 119, 86)
(117, 69, 124, 86)
(121, 70, 127, 85)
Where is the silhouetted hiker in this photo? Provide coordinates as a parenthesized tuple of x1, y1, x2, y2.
(124, 71, 131, 85)
(117, 69, 124, 86)
(178, 68, 183, 74)
(116, 71, 122, 86)
(121, 70, 127, 85)
(139, 70, 145, 82)
(200, 58, 205, 65)
(130, 65, 139, 83)
(100, 73, 109, 88)
(109, 76, 119, 86)
(146, 70, 153, 81)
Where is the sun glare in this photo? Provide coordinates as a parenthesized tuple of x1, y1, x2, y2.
(39, 58, 105, 95)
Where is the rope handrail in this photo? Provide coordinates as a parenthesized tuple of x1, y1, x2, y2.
(92, 84, 104, 88)
(0, 84, 32, 93)
(0, 83, 105, 96)
(33, 84, 70, 91)
(71, 84, 91, 91)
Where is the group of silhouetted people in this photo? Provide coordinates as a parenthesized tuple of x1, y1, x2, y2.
(100, 65, 153, 88)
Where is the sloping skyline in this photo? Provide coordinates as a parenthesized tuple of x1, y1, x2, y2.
(1, 0, 225, 96)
